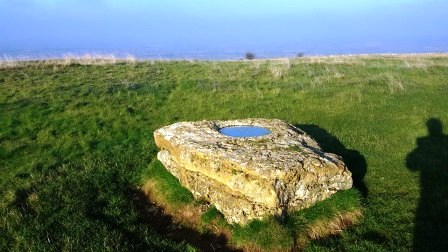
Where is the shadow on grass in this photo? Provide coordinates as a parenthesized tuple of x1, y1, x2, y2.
(295, 124, 368, 198)
(406, 118, 448, 251)
(126, 187, 241, 252)
(11, 187, 36, 216)
(84, 187, 239, 251)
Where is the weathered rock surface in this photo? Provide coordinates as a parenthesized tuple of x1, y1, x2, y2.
(154, 119, 352, 224)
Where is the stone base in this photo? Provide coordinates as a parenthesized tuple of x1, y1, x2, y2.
(154, 119, 352, 224)
(158, 150, 277, 223)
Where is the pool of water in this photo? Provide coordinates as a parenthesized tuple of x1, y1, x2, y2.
(219, 126, 271, 138)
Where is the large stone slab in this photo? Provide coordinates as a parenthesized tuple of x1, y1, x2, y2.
(154, 119, 352, 224)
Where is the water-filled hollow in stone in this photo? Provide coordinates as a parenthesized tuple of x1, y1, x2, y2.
(219, 126, 271, 137)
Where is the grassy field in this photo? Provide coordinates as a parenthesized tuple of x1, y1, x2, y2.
(1, 54, 447, 251)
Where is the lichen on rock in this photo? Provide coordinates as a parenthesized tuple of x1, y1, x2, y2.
(154, 118, 352, 224)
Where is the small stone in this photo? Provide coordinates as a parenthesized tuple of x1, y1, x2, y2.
(147, 206, 158, 214)
(154, 118, 352, 224)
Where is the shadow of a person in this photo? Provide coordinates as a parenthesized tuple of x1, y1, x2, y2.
(406, 118, 448, 251)
(296, 124, 368, 198)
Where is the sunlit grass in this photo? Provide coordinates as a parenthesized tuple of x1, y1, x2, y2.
(1, 54, 447, 251)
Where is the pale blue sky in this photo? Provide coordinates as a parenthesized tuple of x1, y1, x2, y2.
(1, 0, 447, 57)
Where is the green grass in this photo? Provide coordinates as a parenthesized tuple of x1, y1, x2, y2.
(142, 160, 195, 209)
(1, 54, 448, 251)
(231, 190, 361, 251)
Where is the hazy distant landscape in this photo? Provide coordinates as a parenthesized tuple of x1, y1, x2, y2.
(2, 39, 448, 61)
(2, 1, 447, 60)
